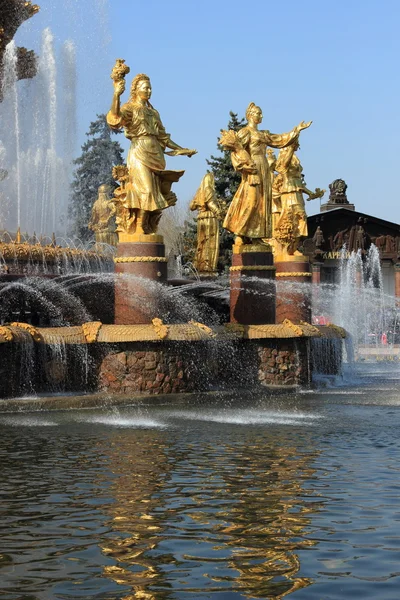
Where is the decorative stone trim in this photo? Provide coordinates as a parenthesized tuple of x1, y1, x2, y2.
(114, 256, 168, 263)
(82, 321, 102, 343)
(0, 326, 14, 342)
(299, 321, 322, 337)
(233, 243, 272, 254)
(152, 318, 169, 340)
(326, 324, 347, 338)
(189, 320, 216, 338)
(276, 272, 312, 277)
(118, 233, 164, 243)
(230, 265, 276, 272)
(282, 319, 304, 336)
(11, 322, 43, 342)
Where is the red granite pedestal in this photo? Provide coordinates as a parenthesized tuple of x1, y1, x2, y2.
(230, 245, 276, 324)
(275, 257, 312, 324)
(114, 234, 168, 324)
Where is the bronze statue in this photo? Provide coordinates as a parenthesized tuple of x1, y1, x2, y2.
(385, 235, 396, 253)
(354, 225, 366, 252)
(88, 184, 118, 246)
(328, 179, 348, 204)
(313, 226, 325, 249)
(219, 102, 311, 247)
(273, 138, 324, 257)
(190, 172, 225, 275)
(106, 60, 197, 237)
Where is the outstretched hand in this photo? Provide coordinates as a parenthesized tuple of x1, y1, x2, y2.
(113, 80, 125, 96)
(181, 148, 197, 157)
(298, 120, 312, 131)
(166, 148, 197, 157)
(307, 187, 325, 200)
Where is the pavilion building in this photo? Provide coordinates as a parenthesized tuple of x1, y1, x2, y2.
(304, 179, 400, 298)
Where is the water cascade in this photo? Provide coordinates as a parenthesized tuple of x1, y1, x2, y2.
(0, 30, 77, 235)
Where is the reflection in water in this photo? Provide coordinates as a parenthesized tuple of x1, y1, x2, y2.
(2, 375, 400, 599)
(99, 422, 322, 599)
(98, 429, 171, 599)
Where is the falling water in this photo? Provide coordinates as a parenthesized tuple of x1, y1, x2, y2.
(2, 42, 21, 228)
(311, 244, 397, 353)
(0, 31, 77, 236)
(60, 40, 77, 226)
(40, 29, 57, 234)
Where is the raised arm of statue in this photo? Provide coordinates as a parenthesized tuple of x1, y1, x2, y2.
(164, 140, 197, 157)
(304, 187, 325, 200)
(264, 121, 311, 149)
(106, 79, 126, 130)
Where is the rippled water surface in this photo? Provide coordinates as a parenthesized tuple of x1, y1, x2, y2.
(1, 364, 400, 599)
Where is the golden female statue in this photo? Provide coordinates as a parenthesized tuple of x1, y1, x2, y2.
(190, 173, 225, 274)
(107, 62, 196, 236)
(219, 103, 311, 246)
(88, 184, 118, 246)
(274, 139, 324, 255)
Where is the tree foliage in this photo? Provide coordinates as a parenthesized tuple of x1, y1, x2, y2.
(68, 114, 124, 241)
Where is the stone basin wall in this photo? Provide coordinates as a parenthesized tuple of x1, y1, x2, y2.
(257, 342, 309, 386)
(0, 335, 341, 400)
(98, 343, 210, 395)
(97, 339, 310, 396)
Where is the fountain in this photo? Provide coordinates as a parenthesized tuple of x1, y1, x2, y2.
(0, 29, 76, 234)
(3, 6, 400, 600)
(0, 10, 348, 404)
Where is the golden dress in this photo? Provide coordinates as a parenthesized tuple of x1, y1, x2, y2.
(275, 146, 308, 238)
(88, 186, 118, 246)
(190, 173, 221, 273)
(107, 101, 172, 213)
(223, 127, 299, 239)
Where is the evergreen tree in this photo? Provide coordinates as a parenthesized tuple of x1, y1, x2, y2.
(180, 217, 197, 269)
(68, 114, 124, 241)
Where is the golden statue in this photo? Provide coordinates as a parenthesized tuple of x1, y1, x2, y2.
(219, 103, 311, 247)
(88, 184, 118, 246)
(189, 172, 225, 275)
(267, 148, 281, 233)
(106, 59, 197, 237)
(273, 137, 325, 257)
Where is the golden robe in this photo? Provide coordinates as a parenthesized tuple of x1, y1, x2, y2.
(275, 146, 308, 238)
(223, 126, 298, 239)
(107, 101, 171, 212)
(190, 173, 221, 273)
(88, 189, 118, 246)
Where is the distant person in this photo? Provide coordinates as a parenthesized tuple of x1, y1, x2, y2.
(381, 332, 388, 345)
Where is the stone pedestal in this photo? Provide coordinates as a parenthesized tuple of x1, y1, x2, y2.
(311, 262, 322, 285)
(320, 202, 355, 212)
(230, 245, 276, 324)
(275, 257, 312, 324)
(114, 234, 168, 324)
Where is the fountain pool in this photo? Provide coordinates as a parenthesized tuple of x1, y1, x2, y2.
(1, 362, 400, 599)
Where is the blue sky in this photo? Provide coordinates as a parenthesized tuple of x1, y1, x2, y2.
(14, 0, 400, 223)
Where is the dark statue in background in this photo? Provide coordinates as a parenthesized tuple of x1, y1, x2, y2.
(328, 179, 349, 205)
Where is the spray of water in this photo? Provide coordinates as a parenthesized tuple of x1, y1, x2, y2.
(2, 43, 21, 228)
